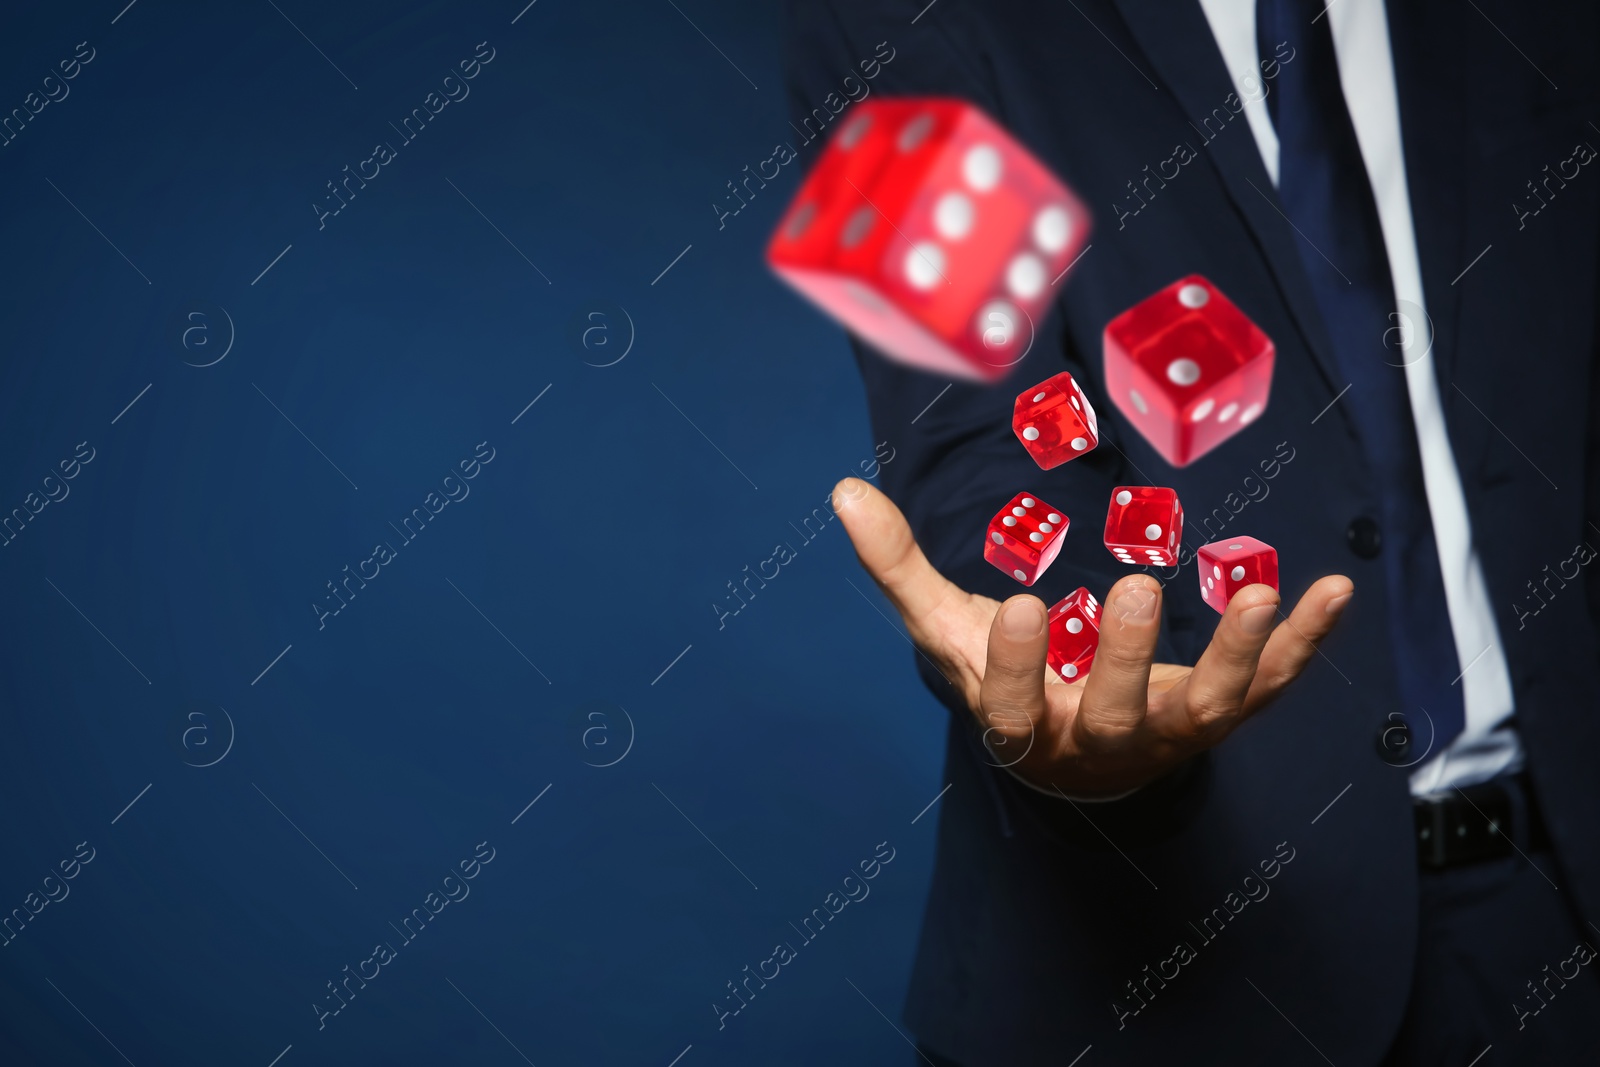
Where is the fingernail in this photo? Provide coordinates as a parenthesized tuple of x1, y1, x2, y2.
(1000, 598, 1045, 640)
(1326, 592, 1353, 617)
(1238, 603, 1277, 634)
(1112, 583, 1158, 623)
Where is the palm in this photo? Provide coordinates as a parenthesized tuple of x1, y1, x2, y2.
(833, 478, 1353, 797)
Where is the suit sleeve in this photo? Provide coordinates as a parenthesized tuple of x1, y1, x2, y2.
(782, 0, 1209, 845)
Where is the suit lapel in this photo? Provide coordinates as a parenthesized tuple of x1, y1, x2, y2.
(1110, 0, 1346, 397)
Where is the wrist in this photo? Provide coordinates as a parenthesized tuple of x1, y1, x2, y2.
(983, 736, 1146, 801)
(1001, 750, 1214, 851)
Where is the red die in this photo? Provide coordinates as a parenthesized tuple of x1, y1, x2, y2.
(984, 492, 1068, 586)
(1047, 587, 1100, 682)
(1196, 536, 1280, 614)
(1103, 275, 1274, 467)
(1104, 486, 1183, 567)
(1013, 371, 1100, 468)
(767, 97, 1091, 383)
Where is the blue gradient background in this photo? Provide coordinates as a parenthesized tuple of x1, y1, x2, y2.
(0, 2, 948, 1062)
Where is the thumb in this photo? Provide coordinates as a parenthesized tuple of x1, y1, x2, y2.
(832, 477, 958, 632)
(978, 595, 1050, 750)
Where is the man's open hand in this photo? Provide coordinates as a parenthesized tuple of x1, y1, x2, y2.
(834, 477, 1354, 798)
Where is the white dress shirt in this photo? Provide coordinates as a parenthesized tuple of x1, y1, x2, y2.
(1198, 0, 1521, 795)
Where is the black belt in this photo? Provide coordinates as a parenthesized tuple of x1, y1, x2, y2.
(1413, 773, 1550, 870)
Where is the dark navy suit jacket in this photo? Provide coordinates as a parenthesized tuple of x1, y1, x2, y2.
(784, 1, 1600, 1063)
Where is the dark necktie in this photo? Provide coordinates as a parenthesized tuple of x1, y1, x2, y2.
(1255, 0, 1465, 750)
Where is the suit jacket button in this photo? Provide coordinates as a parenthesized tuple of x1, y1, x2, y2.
(1347, 517, 1382, 559)
(1376, 716, 1412, 765)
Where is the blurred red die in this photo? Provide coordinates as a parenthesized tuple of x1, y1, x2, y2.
(768, 97, 1091, 382)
